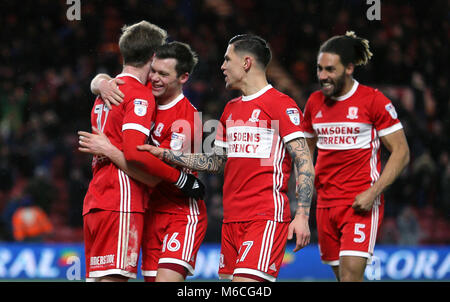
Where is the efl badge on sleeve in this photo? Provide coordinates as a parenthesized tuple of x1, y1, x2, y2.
(170, 132, 186, 151)
(286, 108, 300, 125)
(134, 99, 148, 117)
(385, 103, 398, 119)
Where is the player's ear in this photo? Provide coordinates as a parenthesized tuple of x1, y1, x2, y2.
(179, 72, 189, 84)
(345, 63, 355, 76)
(243, 56, 252, 72)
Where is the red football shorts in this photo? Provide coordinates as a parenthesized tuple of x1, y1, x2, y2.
(316, 203, 384, 266)
(218, 220, 289, 282)
(83, 210, 144, 280)
(141, 210, 207, 279)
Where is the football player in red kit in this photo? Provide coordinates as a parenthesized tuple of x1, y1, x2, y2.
(80, 42, 206, 281)
(301, 31, 410, 281)
(80, 23, 204, 282)
(140, 34, 315, 282)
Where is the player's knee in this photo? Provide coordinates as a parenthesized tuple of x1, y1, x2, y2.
(339, 262, 365, 282)
(98, 274, 129, 282)
(156, 266, 187, 282)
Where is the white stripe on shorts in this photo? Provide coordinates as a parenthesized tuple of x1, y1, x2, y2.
(257, 220, 276, 272)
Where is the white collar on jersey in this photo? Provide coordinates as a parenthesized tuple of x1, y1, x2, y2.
(157, 93, 184, 110)
(331, 79, 359, 101)
(241, 84, 273, 102)
(116, 73, 144, 84)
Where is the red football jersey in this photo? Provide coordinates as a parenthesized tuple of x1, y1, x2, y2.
(301, 80, 403, 208)
(215, 85, 305, 223)
(148, 93, 206, 215)
(83, 73, 156, 215)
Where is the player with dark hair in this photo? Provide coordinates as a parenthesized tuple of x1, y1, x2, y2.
(140, 34, 315, 282)
(302, 31, 410, 281)
(80, 41, 206, 282)
(80, 22, 204, 282)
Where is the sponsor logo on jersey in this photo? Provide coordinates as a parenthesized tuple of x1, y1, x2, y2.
(170, 132, 186, 151)
(313, 122, 372, 150)
(286, 108, 300, 125)
(227, 126, 274, 158)
(346, 106, 359, 119)
(315, 110, 323, 118)
(134, 99, 148, 116)
(385, 103, 398, 119)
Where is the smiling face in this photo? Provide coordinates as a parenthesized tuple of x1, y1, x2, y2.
(149, 57, 187, 103)
(221, 44, 246, 90)
(317, 52, 353, 98)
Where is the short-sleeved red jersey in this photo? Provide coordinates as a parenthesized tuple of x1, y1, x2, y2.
(83, 73, 156, 215)
(301, 80, 403, 208)
(148, 93, 206, 215)
(215, 85, 305, 223)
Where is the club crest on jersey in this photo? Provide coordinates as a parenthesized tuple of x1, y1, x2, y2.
(249, 109, 261, 122)
(134, 99, 148, 117)
(170, 132, 185, 151)
(286, 108, 300, 125)
(154, 123, 164, 137)
(346, 106, 359, 119)
(385, 103, 398, 119)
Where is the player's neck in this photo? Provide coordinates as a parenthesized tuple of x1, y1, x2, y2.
(240, 72, 269, 96)
(336, 77, 355, 98)
(122, 65, 150, 85)
(156, 89, 183, 105)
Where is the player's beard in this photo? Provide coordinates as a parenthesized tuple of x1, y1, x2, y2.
(319, 71, 346, 98)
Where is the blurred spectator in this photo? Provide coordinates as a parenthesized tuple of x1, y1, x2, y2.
(396, 206, 421, 246)
(12, 203, 53, 242)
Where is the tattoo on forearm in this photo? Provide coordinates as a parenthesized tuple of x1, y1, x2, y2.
(162, 146, 227, 173)
(286, 138, 315, 216)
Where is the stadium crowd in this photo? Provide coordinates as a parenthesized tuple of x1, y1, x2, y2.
(0, 0, 448, 245)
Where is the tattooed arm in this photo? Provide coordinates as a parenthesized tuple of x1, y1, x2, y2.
(137, 144, 228, 174)
(286, 137, 315, 252)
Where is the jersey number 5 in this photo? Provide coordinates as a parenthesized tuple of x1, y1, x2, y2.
(354, 223, 366, 243)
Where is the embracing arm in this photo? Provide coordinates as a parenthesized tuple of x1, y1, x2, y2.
(286, 137, 315, 252)
(90, 73, 125, 109)
(137, 144, 228, 174)
(78, 127, 161, 187)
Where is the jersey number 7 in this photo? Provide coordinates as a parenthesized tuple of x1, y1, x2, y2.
(94, 104, 110, 131)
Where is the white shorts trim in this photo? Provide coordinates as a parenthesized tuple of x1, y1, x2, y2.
(89, 268, 136, 279)
(321, 259, 340, 266)
(340, 250, 373, 264)
(233, 268, 276, 282)
(159, 257, 195, 276)
(141, 270, 157, 277)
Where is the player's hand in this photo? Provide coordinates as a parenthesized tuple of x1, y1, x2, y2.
(288, 214, 310, 252)
(78, 126, 113, 156)
(352, 187, 377, 212)
(137, 144, 165, 160)
(174, 171, 205, 200)
(99, 78, 125, 109)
